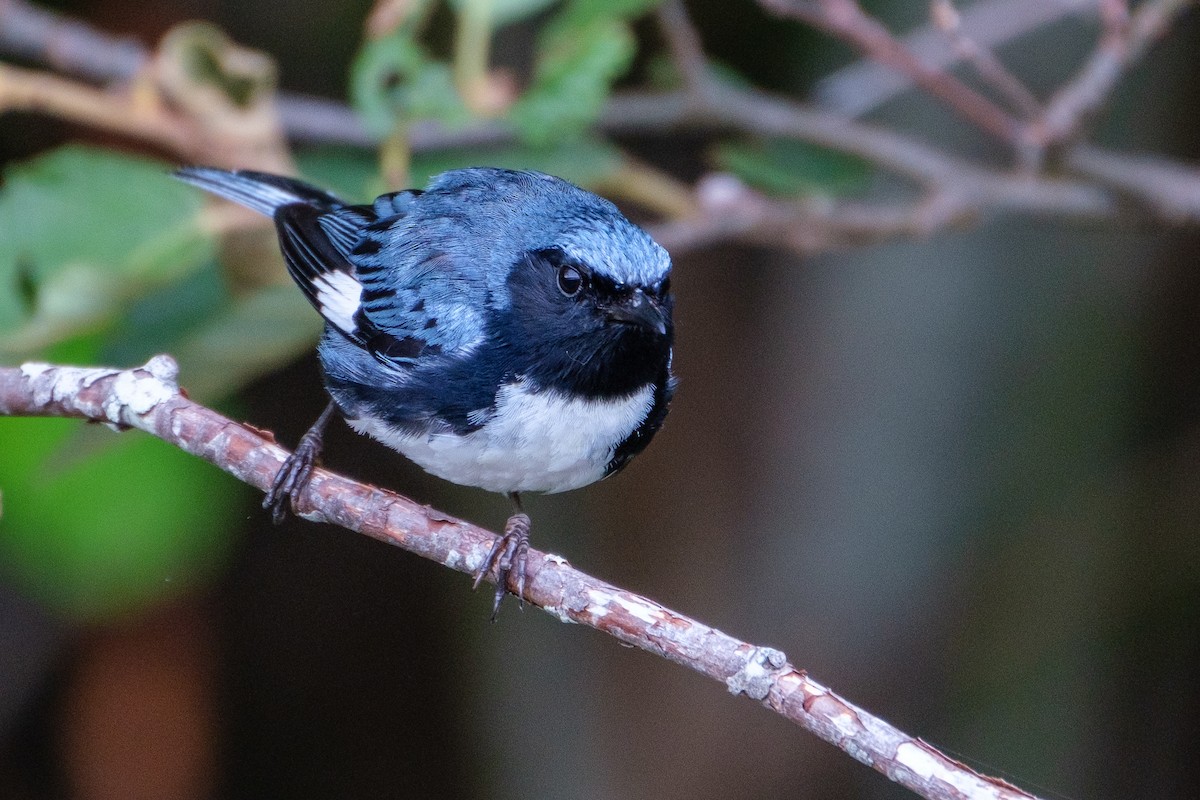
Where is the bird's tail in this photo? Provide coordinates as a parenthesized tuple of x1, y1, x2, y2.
(173, 167, 345, 216)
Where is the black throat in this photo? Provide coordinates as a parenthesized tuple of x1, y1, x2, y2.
(495, 251, 674, 399)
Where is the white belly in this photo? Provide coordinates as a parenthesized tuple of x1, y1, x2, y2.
(347, 379, 656, 494)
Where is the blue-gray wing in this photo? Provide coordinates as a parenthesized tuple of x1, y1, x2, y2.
(176, 166, 481, 366)
(346, 214, 489, 359)
(274, 202, 452, 365)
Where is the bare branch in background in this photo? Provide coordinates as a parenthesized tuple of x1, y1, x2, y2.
(929, 0, 1043, 119)
(1, 0, 1199, 251)
(758, 0, 1024, 144)
(0, 356, 1045, 800)
(814, 0, 1097, 117)
(1031, 0, 1194, 159)
(1066, 143, 1200, 223)
(0, 0, 145, 83)
(0, 61, 194, 153)
(656, 0, 711, 93)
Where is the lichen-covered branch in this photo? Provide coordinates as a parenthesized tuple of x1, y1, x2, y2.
(0, 356, 1043, 800)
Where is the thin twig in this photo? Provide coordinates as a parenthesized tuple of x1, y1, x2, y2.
(1065, 143, 1200, 224)
(814, 0, 1096, 117)
(656, 0, 711, 93)
(929, 0, 1042, 119)
(759, 0, 1024, 144)
(5, 0, 1200, 253)
(1032, 0, 1197, 155)
(0, 0, 144, 83)
(0, 356, 1046, 800)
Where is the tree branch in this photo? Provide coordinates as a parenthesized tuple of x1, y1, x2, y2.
(929, 0, 1043, 119)
(5, 0, 1200, 254)
(0, 61, 195, 155)
(0, 356, 1044, 800)
(1031, 0, 1196, 156)
(813, 0, 1097, 117)
(758, 0, 1024, 145)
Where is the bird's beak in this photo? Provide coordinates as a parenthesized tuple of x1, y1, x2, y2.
(604, 289, 669, 336)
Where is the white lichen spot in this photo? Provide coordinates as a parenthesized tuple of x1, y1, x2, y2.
(584, 588, 614, 619)
(725, 647, 788, 700)
(541, 604, 577, 624)
(143, 354, 180, 384)
(610, 593, 662, 625)
(829, 709, 859, 738)
(543, 553, 569, 567)
(444, 549, 469, 572)
(843, 741, 873, 767)
(460, 548, 489, 575)
(111, 371, 174, 416)
(49, 367, 107, 406)
(895, 742, 985, 796)
(79, 369, 107, 389)
(20, 362, 51, 380)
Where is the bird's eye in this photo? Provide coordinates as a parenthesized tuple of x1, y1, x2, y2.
(557, 265, 585, 297)
(658, 277, 671, 296)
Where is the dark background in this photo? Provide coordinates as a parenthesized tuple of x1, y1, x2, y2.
(2, 1, 1199, 798)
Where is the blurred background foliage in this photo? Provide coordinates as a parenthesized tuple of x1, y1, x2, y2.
(1, 0, 1199, 799)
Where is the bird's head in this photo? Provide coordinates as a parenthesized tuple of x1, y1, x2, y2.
(419, 169, 673, 397)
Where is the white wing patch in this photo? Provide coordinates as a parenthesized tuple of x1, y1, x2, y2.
(313, 271, 362, 333)
(347, 379, 655, 494)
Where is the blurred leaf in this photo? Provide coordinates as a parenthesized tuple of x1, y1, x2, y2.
(101, 262, 228, 368)
(158, 22, 277, 110)
(410, 137, 623, 187)
(712, 138, 873, 197)
(512, 17, 636, 143)
(552, 0, 663, 30)
(296, 147, 382, 200)
(0, 146, 212, 355)
(296, 138, 623, 197)
(170, 284, 323, 400)
(0, 416, 242, 621)
(351, 31, 471, 137)
(446, 0, 559, 27)
(349, 0, 662, 144)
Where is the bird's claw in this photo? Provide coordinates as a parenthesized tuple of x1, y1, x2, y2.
(263, 403, 336, 524)
(472, 512, 531, 619)
(263, 429, 322, 524)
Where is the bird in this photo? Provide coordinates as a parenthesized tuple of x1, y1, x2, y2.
(175, 166, 675, 615)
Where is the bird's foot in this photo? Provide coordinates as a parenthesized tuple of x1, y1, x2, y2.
(263, 442, 318, 524)
(263, 403, 335, 524)
(472, 512, 531, 619)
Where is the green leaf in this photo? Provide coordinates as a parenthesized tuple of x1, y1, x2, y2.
(296, 147, 382, 200)
(446, 0, 560, 27)
(512, 17, 636, 144)
(712, 138, 874, 197)
(0, 146, 212, 355)
(410, 137, 623, 187)
(552, 0, 663, 29)
(170, 284, 323, 400)
(100, 262, 227, 368)
(0, 416, 242, 621)
(350, 30, 471, 137)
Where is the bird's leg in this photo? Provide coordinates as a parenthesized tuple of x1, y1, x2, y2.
(264, 401, 337, 524)
(472, 492, 532, 618)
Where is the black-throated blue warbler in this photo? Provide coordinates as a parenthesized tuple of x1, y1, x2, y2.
(176, 167, 675, 614)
